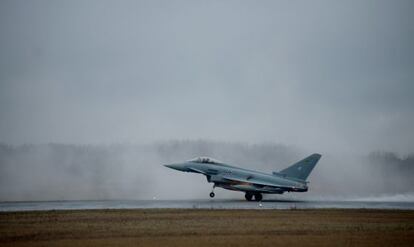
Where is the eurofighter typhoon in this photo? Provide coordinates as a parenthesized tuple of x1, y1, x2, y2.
(165, 154, 321, 201)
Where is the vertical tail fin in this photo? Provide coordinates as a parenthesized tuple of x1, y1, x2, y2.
(279, 153, 321, 181)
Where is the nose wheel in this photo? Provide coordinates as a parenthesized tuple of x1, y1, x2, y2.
(209, 184, 216, 198)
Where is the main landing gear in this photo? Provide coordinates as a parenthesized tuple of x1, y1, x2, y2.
(245, 192, 262, 201)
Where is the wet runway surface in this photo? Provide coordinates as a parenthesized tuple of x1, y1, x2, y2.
(1, 199, 414, 211)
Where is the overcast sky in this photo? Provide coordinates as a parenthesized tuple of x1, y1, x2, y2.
(1, 0, 413, 154)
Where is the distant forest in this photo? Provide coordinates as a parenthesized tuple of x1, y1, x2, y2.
(0, 141, 413, 201)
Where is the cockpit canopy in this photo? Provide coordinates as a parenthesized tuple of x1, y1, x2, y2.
(188, 157, 222, 164)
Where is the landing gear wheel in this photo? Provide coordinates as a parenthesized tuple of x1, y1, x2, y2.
(254, 193, 263, 201)
(209, 192, 215, 198)
(245, 193, 253, 201)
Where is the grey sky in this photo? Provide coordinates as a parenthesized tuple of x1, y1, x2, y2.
(1, 0, 413, 154)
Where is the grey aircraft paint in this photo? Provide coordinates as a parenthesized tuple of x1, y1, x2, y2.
(165, 154, 321, 201)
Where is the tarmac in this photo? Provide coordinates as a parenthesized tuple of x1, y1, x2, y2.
(1, 199, 414, 211)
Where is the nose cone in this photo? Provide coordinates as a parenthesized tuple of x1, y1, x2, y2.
(164, 163, 189, 172)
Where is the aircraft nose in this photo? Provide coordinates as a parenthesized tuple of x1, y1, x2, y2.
(164, 163, 188, 172)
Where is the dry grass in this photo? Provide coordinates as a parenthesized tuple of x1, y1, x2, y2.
(1, 209, 413, 247)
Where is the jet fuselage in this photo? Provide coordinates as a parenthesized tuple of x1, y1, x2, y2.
(165, 154, 321, 201)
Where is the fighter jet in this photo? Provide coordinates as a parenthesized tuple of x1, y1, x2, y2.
(165, 153, 321, 201)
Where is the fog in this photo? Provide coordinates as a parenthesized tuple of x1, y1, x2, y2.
(0, 1, 413, 201)
(0, 141, 413, 201)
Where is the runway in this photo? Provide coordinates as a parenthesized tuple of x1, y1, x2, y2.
(1, 199, 414, 211)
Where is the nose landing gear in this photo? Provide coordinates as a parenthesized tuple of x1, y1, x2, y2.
(209, 184, 216, 198)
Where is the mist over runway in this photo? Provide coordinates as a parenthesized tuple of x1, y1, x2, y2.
(1, 198, 414, 212)
(1, 141, 414, 202)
